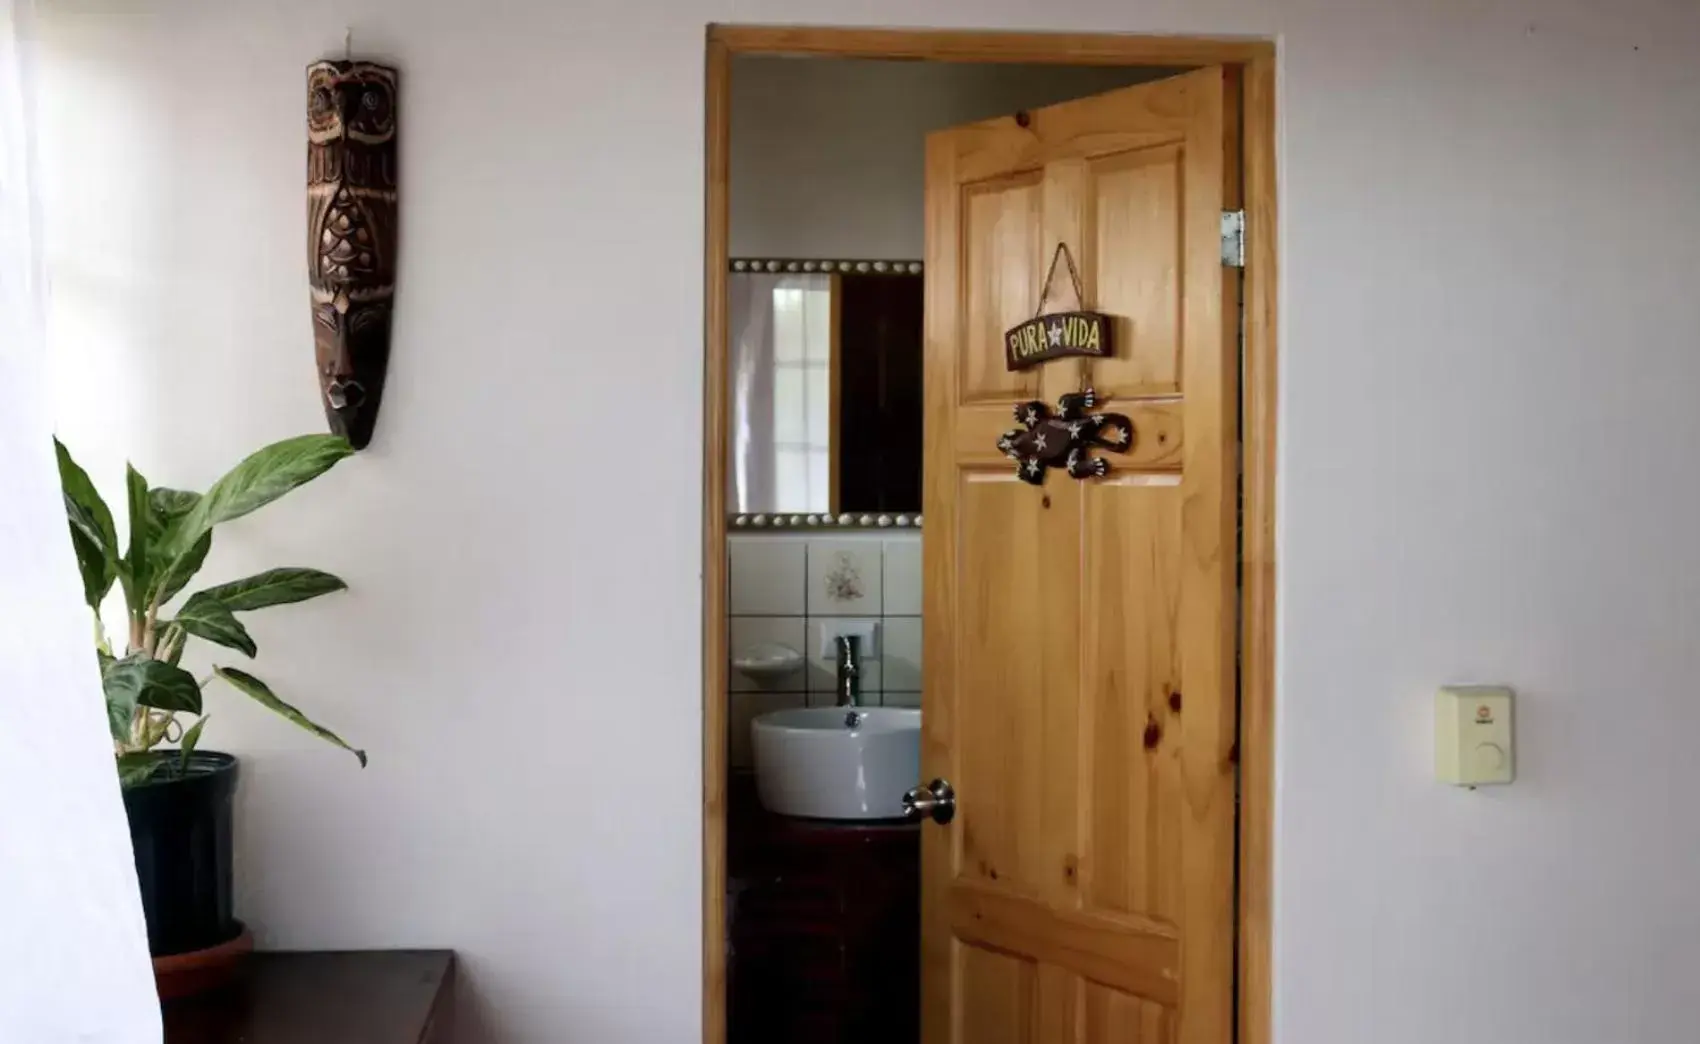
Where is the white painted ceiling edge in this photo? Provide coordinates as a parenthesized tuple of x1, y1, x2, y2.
(0, 2, 160, 1040)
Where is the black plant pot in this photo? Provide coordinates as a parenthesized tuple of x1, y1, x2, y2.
(122, 751, 240, 957)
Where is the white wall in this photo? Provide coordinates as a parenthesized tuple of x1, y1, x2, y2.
(731, 58, 1162, 258)
(31, 1, 1700, 1042)
(36, 7, 706, 1043)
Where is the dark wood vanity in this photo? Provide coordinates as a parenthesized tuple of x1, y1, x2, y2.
(727, 772, 919, 1044)
(162, 950, 454, 1043)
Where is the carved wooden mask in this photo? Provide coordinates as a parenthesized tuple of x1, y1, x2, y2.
(307, 60, 397, 450)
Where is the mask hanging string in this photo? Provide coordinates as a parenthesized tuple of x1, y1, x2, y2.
(344, 27, 353, 61)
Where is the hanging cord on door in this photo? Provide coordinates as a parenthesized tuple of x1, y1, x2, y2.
(1032, 242, 1086, 318)
(1033, 242, 1096, 391)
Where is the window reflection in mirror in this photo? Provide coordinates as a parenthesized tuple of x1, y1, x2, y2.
(729, 269, 922, 516)
(730, 274, 834, 513)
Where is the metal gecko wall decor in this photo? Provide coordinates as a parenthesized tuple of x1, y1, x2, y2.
(997, 389, 1132, 485)
(307, 58, 398, 450)
(995, 243, 1130, 484)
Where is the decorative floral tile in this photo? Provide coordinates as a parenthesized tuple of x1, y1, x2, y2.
(806, 539, 883, 617)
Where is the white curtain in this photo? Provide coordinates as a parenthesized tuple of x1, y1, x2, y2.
(0, 4, 161, 1039)
(728, 272, 833, 514)
(728, 273, 781, 513)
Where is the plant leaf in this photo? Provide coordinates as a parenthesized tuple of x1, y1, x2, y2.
(148, 488, 199, 522)
(139, 711, 174, 750)
(117, 753, 161, 788)
(54, 438, 118, 552)
(215, 666, 365, 767)
(147, 489, 208, 604)
(194, 568, 347, 612)
(173, 594, 257, 657)
(164, 435, 353, 561)
(154, 531, 211, 606)
(157, 622, 185, 666)
(178, 716, 208, 775)
(66, 525, 114, 611)
(103, 654, 203, 717)
(104, 662, 137, 742)
(124, 464, 156, 609)
(54, 438, 118, 609)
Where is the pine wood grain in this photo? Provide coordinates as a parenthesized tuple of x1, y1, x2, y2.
(708, 25, 1271, 68)
(701, 33, 730, 1044)
(924, 68, 1236, 1044)
(920, 126, 962, 1044)
(1236, 51, 1278, 1044)
(1171, 67, 1237, 1044)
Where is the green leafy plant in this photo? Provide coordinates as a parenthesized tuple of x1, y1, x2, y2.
(54, 433, 365, 786)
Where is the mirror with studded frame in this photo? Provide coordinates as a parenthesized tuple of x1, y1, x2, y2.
(727, 261, 923, 518)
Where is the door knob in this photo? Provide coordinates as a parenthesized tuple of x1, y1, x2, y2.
(903, 779, 956, 824)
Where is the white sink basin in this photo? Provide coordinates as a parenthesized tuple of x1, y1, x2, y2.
(751, 707, 921, 820)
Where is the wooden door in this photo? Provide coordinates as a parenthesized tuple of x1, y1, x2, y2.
(920, 67, 1239, 1043)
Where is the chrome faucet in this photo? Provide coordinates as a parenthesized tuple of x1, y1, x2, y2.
(834, 634, 862, 710)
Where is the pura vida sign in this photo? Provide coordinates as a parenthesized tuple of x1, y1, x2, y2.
(1004, 311, 1112, 371)
(1004, 242, 1115, 371)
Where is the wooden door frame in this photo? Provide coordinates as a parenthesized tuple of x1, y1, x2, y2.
(702, 26, 1277, 1044)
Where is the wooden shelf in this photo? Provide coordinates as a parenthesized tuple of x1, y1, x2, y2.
(163, 949, 454, 1044)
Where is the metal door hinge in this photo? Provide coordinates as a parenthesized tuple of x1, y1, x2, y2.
(1220, 209, 1246, 268)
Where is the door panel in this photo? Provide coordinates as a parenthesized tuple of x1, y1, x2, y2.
(1086, 145, 1183, 397)
(1082, 479, 1185, 924)
(955, 471, 1065, 895)
(962, 175, 1044, 404)
(1083, 983, 1173, 1043)
(922, 66, 1237, 1044)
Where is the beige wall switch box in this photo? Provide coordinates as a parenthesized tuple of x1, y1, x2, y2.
(1435, 686, 1515, 786)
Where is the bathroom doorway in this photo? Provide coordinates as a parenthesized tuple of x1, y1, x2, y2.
(703, 27, 1277, 1044)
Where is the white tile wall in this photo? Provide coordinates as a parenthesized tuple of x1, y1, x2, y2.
(882, 616, 923, 693)
(729, 537, 807, 615)
(726, 533, 922, 756)
(883, 539, 922, 615)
